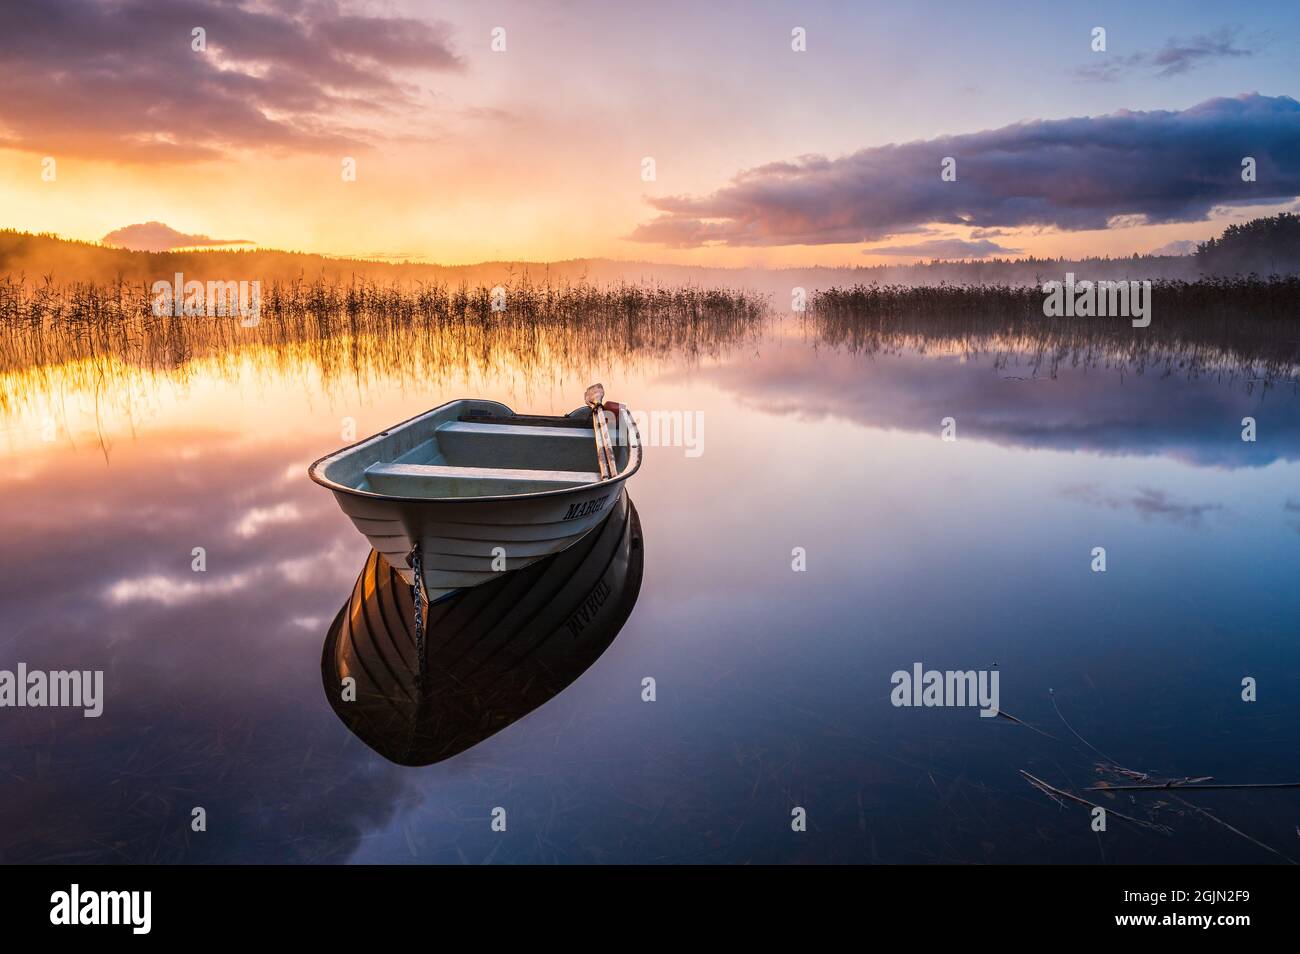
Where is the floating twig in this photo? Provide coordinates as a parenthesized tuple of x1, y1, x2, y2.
(1168, 794, 1297, 865)
(1019, 770, 1172, 834)
(1088, 780, 1300, 793)
(1049, 689, 1147, 780)
(995, 709, 1059, 741)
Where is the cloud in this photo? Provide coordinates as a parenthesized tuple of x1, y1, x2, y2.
(630, 94, 1300, 248)
(1075, 27, 1259, 81)
(0, 0, 463, 162)
(1149, 239, 1198, 256)
(232, 501, 302, 538)
(1150, 29, 1258, 76)
(1061, 484, 1224, 526)
(865, 237, 1021, 259)
(104, 571, 254, 606)
(102, 222, 253, 252)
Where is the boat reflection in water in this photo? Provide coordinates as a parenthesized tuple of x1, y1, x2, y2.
(321, 492, 643, 766)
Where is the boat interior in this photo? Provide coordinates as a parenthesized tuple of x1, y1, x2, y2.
(313, 400, 636, 499)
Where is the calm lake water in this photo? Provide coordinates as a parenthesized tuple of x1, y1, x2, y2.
(1, 313, 1298, 863)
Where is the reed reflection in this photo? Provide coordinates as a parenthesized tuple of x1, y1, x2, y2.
(0, 278, 766, 422)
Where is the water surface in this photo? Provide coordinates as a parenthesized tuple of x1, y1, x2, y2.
(1, 312, 1297, 864)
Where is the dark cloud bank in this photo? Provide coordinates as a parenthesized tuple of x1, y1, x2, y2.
(632, 94, 1300, 248)
(0, 0, 462, 161)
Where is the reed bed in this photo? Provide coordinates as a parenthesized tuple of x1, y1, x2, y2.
(0, 276, 768, 417)
(809, 278, 1300, 388)
(6, 273, 1300, 421)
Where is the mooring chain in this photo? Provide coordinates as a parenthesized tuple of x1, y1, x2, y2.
(410, 542, 426, 680)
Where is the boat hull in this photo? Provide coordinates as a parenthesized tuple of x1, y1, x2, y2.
(330, 476, 632, 601)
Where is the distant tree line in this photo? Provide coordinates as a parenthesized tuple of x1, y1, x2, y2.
(1195, 212, 1300, 276)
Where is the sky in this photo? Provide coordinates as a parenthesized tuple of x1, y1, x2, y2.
(1, 0, 1298, 267)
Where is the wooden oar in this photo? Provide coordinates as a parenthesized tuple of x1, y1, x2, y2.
(595, 407, 618, 477)
(584, 383, 618, 479)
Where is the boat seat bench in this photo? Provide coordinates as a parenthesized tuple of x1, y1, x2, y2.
(364, 461, 599, 499)
(457, 413, 592, 429)
(433, 420, 602, 472)
(440, 421, 593, 440)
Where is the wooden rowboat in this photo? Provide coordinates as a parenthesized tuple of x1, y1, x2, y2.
(308, 390, 641, 603)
